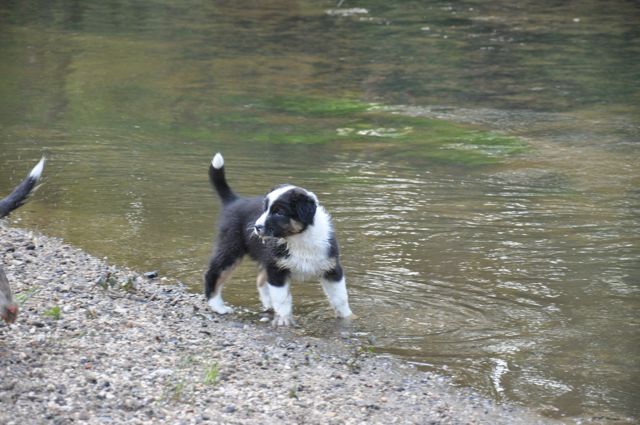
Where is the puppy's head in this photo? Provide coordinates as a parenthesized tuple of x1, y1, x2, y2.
(254, 185, 318, 239)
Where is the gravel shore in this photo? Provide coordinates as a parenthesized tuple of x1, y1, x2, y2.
(0, 224, 556, 425)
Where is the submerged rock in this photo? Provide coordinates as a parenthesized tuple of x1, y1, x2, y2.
(325, 8, 369, 17)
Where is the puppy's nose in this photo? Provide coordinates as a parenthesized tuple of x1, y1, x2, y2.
(254, 224, 265, 234)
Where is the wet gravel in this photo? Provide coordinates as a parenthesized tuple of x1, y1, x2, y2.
(0, 224, 558, 424)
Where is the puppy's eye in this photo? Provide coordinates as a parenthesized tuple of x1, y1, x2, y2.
(271, 206, 285, 216)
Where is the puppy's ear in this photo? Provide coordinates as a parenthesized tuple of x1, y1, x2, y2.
(292, 189, 317, 226)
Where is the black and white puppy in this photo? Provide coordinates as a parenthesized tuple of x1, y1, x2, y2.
(204, 153, 353, 326)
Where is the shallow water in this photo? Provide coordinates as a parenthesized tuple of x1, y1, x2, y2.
(1, 1, 638, 422)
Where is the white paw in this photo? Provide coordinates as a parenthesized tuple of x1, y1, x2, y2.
(216, 305, 235, 315)
(335, 307, 354, 319)
(259, 294, 273, 311)
(272, 314, 295, 327)
(208, 297, 235, 315)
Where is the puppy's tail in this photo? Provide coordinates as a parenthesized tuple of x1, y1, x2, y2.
(209, 153, 237, 205)
(0, 156, 46, 219)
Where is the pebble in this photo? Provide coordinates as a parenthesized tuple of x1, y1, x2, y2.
(0, 224, 554, 425)
(144, 271, 159, 279)
(325, 8, 369, 17)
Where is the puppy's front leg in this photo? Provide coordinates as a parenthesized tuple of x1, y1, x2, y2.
(268, 281, 294, 326)
(266, 267, 293, 326)
(322, 266, 353, 319)
(256, 268, 272, 311)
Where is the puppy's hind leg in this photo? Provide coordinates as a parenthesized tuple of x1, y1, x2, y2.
(204, 252, 241, 315)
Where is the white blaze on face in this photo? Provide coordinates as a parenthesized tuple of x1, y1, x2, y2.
(255, 185, 296, 229)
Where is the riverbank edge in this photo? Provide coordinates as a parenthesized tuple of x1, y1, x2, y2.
(0, 224, 557, 425)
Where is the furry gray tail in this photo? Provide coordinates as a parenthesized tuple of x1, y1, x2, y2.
(0, 156, 46, 219)
(209, 153, 237, 205)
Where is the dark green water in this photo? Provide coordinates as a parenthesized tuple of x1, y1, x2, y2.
(1, 1, 638, 422)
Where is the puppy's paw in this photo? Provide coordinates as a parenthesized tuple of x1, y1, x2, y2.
(259, 297, 273, 312)
(216, 305, 235, 315)
(208, 297, 235, 315)
(272, 314, 295, 327)
(340, 312, 358, 321)
(335, 306, 355, 319)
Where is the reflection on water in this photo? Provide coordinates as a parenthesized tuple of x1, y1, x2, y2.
(1, 0, 639, 422)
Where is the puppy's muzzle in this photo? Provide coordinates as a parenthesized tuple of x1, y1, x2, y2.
(254, 224, 266, 237)
(254, 224, 277, 240)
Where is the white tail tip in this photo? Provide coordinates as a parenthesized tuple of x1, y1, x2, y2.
(29, 156, 46, 179)
(212, 153, 224, 169)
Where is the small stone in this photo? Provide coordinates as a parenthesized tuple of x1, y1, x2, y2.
(325, 8, 368, 17)
(148, 368, 173, 379)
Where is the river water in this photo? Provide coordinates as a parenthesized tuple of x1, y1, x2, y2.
(1, 1, 638, 422)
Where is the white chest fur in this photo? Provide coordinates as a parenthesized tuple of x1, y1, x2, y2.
(276, 207, 336, 280)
